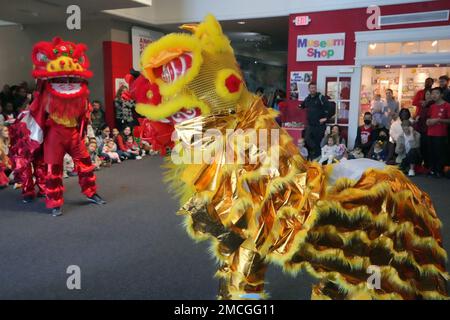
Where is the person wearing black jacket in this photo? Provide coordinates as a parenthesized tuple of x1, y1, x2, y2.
(354, 112, 375, 157)
(299, 82, 332, 160)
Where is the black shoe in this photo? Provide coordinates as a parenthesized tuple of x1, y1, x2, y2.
(37, 193, 46, 198)
(51, 207, 62, 217)
(23, 196, 34, 203)
(87, 193, 106, 205)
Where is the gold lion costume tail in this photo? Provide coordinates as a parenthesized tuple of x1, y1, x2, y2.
(135, 14, 448, 300)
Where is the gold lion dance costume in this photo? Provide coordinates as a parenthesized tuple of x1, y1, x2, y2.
(131, 15, 448, 299)
(9, 37, 106, 216)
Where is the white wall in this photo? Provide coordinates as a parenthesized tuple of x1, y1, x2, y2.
(0, 19, 140, 104)
(105, 0, 432, 25)
(0, 25, 34, 88)
(0, 20, 112, 102)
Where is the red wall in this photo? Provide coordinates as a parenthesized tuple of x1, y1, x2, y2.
(286, 0, 450, 123)
(103, 41, 133, 129)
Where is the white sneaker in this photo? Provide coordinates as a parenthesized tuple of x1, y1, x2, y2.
(136, 156, 142, 160)
(408, 169, 415, 177)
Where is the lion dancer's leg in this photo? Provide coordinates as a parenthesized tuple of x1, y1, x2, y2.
(45, 164, 65, 210)
(14, 156, 36, 202)
(217, 243, 268, 300)
(69, 128, 105, 206)
(179, 196, 267, 300)
(75, 157, 96, 198)
(33, 150, 47, 197)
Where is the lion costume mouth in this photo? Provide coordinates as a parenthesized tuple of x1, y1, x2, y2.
(158, 107, 202, 124)
(155, 52, 193, 84)
(45, 76, 88, 98)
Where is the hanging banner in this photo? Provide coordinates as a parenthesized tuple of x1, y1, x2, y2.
(131, 26, 164, 71)
(290, 71, 313, 101)
(296, 33, 345, 61)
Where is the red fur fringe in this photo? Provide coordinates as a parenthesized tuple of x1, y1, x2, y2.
(40, 89, 88, 121)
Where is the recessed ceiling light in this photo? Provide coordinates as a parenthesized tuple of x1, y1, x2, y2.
(237, 21, 246, 25)
(132, 0, 152, 5)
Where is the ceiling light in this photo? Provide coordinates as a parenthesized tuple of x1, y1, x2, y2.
(432, 40, 438, 47)
(132, 0, 152, 5)
(369, 43, 377, 50)
(237, 21, 246, 25)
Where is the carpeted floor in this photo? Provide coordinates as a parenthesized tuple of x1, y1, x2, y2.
(0, 156, 448, 299)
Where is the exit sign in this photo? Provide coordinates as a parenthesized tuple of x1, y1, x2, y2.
(293, 16, 310, 26)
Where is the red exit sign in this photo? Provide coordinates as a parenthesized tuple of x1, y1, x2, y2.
(293, 15, 310, 26)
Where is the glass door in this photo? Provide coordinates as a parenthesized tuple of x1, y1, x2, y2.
(325, 76, 351, 126)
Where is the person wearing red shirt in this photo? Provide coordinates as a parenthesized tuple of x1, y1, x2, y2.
(427, 87, 450, 177)
(412, 77, 434, 119)
(116, 126, 141, 160)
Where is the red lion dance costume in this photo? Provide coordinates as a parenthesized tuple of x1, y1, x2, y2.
(10, 37, 105, 216)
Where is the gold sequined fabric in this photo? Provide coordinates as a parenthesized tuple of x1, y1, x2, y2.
(166, 98, 448, 300)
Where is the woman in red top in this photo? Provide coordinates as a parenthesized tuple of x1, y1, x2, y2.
(427, 87, 450, 177)
(116, 126, 141, 160)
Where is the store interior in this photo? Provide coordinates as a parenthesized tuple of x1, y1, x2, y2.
(359, 64, 450, 124)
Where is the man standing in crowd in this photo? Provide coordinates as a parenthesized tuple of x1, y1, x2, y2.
(438, 75, 450, 103)
(90, 100, 106, 136)
(354, 112, 375, 157)
(383, 89, 399, 129)
(413, 77, 434, 118)
(427, 87, 450, 178)
(299, 82, 332, 160)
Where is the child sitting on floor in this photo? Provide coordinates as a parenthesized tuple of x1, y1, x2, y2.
(319, 136, 339, 165)
(102, 138, 121, 163)
(63, 153, 76, 179)
(88, 141, 103, 170)
(298, 138, 308, 159)
(125, 136, 142, 160)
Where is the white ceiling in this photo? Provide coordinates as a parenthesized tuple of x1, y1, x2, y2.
(0, 0, 148, 25)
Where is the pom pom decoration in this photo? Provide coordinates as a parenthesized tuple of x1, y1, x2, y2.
(215, 68, 243, 101)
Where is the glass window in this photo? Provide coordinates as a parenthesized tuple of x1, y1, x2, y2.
(325, 77, 350, 126)
(419, 40, 438, 53)
(367, 39, 450, 56)
(368, 43, 384, 56)
(402, 41, 419, 54)
(438, 39, 450, 53)
(385, 42, 401, 55)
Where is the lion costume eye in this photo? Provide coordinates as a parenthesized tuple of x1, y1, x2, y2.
(36, 52, 48, 63)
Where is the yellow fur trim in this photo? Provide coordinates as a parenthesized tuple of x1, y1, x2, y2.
(136, 95, 211, 121)
(215, 69, 243, 101)
(194, 14, 234, 54)
(140, 33, 203, 96)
